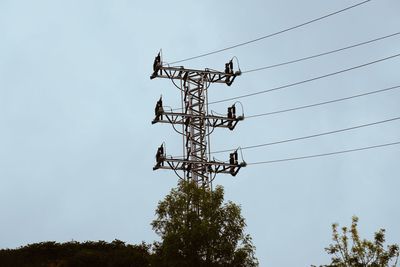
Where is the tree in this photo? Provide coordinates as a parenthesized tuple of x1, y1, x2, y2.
(151, 180, 258, 267)
(314, 216, 399, 267)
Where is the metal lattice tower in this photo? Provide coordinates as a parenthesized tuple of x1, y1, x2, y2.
(151, 53, 246, 188)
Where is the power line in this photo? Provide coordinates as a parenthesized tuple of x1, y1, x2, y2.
(247, 140, 400, 165)
(211, 116, 400, 154)
(209, 53, 400, 105)
(245, 85, 400, 118)
(242, 31, 400, 73)
(169, 0, 372, 64)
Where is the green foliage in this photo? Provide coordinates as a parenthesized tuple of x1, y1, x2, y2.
(0, 240, 151, 267)
(314, 216, 399, 267)
(151, 180, 258, 267)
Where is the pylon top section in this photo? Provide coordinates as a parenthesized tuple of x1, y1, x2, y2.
(150, 52, 245, 187)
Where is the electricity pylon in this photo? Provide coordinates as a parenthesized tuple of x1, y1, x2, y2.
(151, 53, 246, 188)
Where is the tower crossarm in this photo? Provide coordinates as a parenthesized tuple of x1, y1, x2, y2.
(152, 111, 244, 130)
(151, 66, 240, 86)
(153, 157, 246, 177)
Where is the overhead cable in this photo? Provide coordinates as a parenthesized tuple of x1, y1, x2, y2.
(243, 31, 400, 73)
(245, 85, 400, 118)
(247, 140, 400, 165)
(169, 0, 372, 64)
(211, 116, 400, 154)
(209, 53, 400, 105)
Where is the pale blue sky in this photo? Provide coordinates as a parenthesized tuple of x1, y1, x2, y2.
(1, 0, 399, 266)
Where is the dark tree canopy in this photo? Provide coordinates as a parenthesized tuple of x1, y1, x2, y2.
(151, 180, 258, 267)
(0, 240, 151, 267)
(314, 216, 399, 267)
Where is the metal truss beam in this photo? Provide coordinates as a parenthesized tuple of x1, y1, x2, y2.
(150, 66, 240, 86)
(153, 157, 246, 177)
(152, 112, 244, 130)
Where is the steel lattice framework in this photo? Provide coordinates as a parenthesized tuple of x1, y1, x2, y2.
(151, 53, 245, 188)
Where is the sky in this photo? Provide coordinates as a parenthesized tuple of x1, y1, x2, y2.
(1, 0, 399, 266)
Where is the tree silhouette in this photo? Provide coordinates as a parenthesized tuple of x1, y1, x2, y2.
(151, 180, 258, 267)
(313, 216, 399, 267)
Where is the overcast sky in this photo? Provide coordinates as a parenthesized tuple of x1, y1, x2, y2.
(1, 0, 399, 266)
